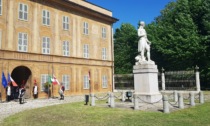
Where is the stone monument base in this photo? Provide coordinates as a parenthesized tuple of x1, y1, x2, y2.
(133, 63, 162, 103)
(135, 93, 162, 103)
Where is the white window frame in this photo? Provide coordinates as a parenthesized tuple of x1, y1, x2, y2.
(83, 44, 89, 58)
(83, 75, 89, 89)
(83, 22, 88, 35)
(42, 10, 50, 26)
(63, 41, 70, 56)
(102, 27, 106, 39)
(18, 3, 28, 21)
(102, 75, 108, 88)
(41, 74, 49, 91)
(63, 16, 69, 30)
(62, 75, 70, 90)
(0, 0, 2, 15)
(42, 37, 50, 54)
(102, 47, 107, 60)
(18, 32, 28, 52)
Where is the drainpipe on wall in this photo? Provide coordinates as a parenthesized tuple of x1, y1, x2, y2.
(111, 27, 115, 92)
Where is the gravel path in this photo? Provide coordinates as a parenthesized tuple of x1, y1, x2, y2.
(0, 95, 85, 123)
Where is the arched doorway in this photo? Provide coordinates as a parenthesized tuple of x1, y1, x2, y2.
(11, 66, 32, 99)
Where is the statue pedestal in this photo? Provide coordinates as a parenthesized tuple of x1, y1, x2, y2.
(133, 63, 162, 103)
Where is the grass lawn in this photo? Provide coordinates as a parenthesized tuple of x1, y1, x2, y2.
(1, 101, 210, 126)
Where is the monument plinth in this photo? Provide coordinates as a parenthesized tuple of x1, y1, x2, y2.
(134, 21, 162, 103)
(133, 63, 162, 103)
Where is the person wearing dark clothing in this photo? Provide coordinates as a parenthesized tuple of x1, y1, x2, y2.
(19, 85, 26, 104)
(59, 84, 65, 100)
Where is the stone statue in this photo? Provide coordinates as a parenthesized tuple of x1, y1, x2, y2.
(135, 21, 154, 65)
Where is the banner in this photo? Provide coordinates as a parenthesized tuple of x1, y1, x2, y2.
(2, 72, 7, 88)
(51, 75, 60, 85)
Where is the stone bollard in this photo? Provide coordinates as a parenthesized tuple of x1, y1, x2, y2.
(134, 94, 139, 110)
(90, 93, 95, 106)
(108, 92, 111, 106)
(199, 91, 204, 104)
(178, 93, 184, 109)
(190, 92, 195, 106)
(122, 91, 125, 102)
(195, 66, 201, 91)
(163, 95, 170, 113)
(174, 90, 178, 102)
(110, 93, 115, 108)
(161, 68, 166, 90)
(131, 94, 134, 103)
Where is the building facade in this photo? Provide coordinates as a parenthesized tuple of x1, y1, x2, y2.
(0, 0, 117, 100)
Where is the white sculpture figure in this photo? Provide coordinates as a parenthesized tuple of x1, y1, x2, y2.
(136, 21, 154, 65)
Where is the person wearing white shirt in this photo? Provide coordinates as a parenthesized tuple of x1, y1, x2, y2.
(6, 83, 11, 102)
(33, 83, 38, 99)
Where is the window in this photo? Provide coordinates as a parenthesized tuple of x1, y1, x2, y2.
(63, 41, 70, 56)
(83, 75, 89, 89)
(42, 10, 50, 26)
(102, 48, 107, 60)
(83, 44, 89, 58)
(102, 75, 108, 88)
(62, 75, 70, 90)
(18, 33, 28, 52)
(41, 74, 50, 91)
(42, 37, 50, 54)
(102, 27, 106, 38)
(0, 0, 2, 15)
(83, 22, 88, 35)
(63, 16, 69, 30)
(19, 3, 28, 21)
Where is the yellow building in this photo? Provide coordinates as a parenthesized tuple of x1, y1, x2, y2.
(0, 0, 118, 100)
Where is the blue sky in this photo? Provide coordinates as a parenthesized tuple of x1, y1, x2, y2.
(86, 0, 173, 30)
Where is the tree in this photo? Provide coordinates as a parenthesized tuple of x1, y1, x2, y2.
(146, 0, 210, 87)
(113, 0, 210, 87)
(189, 0, 210, 85)
(114, 24, 138, 74)
(147, 0, 205, 70)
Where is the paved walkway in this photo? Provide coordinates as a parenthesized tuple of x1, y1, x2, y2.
(0, 95, 85, 123)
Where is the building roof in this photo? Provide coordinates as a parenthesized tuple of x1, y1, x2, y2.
(58, 0, 118, 24)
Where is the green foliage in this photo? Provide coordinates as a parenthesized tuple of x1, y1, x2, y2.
(44, 82, 51, 89)
(146, 0, 210, 86)
(112, 0, 210, 86)
(149, 0, 204, 70)
(114, 24, 138, 74)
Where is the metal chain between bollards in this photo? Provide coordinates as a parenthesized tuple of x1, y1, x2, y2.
(137, 96, 162, 105)
(94, 94, 109, 100)
(194, 93, 200, 100)
(168, 101, 178, 107)
(113, 92, 123, 99)
(167, 93, 174, 99)
(183, 95, 190, 100)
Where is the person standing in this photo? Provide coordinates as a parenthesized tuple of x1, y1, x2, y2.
(19, 84, 26, 104)
(33, 82, 38, 99)
(6, 82, 11, 102)
(59, 83, 65, 100)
